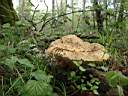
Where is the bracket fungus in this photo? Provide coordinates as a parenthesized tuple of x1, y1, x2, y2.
(46, 35, 109, 67)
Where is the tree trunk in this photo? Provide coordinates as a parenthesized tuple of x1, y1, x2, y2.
(0, 0, 18, 25)
(104, 0, 108, 28)
(83, 0, 86, 16)
(52, 0, 55, 27)
(71, 0, 75, 31)
(93, 0, 104, 33)
(117, 0, 125, 24)
(19, 0, 25, 20)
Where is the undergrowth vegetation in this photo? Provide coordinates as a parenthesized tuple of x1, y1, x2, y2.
(0, 0, 128, 96)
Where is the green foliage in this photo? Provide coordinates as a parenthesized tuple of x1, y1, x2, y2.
(73, 61, 85, 71)
(68, 70, 100, 95)
(105, 71, 128, 96)
(106, 71, 128, 87)
(22, 80, 53, 96)
(3, 56, 34, 69)
(0, 21, 49, 96)
(1, 0, 128, 96)
(30, 70, 53, 82)
(21, 70, 54, 96)
(68, 61, 101, 95)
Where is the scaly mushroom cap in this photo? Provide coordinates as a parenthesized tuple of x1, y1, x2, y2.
(46, 35, 109, 61)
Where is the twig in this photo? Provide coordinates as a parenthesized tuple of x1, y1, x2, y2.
(31, 4, 39, 21)
(39, 0, 49, 23)
(39, 10, 93, 32)
(24, 4, 39, 31)
(28, 0, 35, 7)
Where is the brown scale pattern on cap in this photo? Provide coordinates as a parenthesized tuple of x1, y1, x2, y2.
(46, 35, 109, 67)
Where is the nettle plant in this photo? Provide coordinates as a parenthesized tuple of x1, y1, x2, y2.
(4, 70, 56, 96)
(20, 70, 56, 96)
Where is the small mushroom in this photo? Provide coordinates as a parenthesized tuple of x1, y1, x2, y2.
(46, 35, 109, 67)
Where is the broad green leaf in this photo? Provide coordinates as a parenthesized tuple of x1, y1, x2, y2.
(0, 45, 7, 51)
(106, 71, 128, 87)
(4, 56, 18, 69)
(21, 80, 53, 96)
(8, 48, 16, 54)
(18, 59, 34, 68)
(31, 70, 53, 82)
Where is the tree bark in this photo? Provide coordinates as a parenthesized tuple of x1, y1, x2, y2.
(52, 0, 55, 27)
(104, 0, 108, 28)
(71, 0, 75, 31)
(83, 0, 86, 16)
(19, 0, 25, 20)
(93, 0, 104, 33)
(117, 0, 125, 23)
(0, 0, 18, 25)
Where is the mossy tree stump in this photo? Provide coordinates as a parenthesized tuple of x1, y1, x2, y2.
(0, 0, 18, 25)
